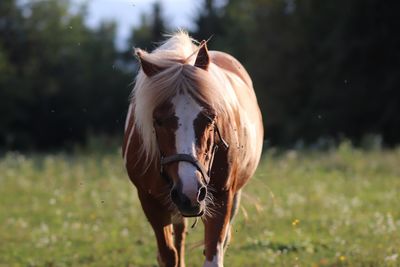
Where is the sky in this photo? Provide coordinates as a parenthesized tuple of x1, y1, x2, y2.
(72, 0, 203, 49)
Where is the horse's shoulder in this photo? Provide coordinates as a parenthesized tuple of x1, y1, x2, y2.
(209, 51, 253, 88)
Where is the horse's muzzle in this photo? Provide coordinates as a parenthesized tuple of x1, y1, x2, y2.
(170, 185, 206, 217)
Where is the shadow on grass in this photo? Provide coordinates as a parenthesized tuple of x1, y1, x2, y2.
(240, 240, 329, 254)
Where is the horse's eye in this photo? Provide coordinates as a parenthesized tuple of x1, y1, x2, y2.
(203, 112, 216, 125)
(154, 118, 163, 127)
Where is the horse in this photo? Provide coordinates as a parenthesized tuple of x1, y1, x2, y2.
(123, 32, 263, 267)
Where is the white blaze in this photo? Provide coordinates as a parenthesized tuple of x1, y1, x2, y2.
(171, 93, 202, 199)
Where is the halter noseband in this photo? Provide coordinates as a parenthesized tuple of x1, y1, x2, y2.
(160, 123, 229, 186)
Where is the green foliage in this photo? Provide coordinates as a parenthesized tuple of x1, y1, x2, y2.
(127, 2, 167, 52)
(0, 0, 131, 150)
(193, 0, 400, 146)
(191, 0, 225, 45)
(0, 147, 399, 266)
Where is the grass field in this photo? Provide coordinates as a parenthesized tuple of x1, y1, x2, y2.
(1, 142, 399, 267)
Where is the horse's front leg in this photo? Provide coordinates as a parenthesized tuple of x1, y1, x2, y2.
(203, 190, 234, 267)
(138, 191, 178, 267)
(172, 215, 187, 267)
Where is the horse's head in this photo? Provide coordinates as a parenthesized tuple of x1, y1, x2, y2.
(153, 94, 217, 217)
(137, 42, 226, 217)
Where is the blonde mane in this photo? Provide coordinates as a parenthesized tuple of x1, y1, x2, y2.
(130, 32, 248, 168)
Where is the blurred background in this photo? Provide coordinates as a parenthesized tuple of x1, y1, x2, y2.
(1, 0, 399, 151)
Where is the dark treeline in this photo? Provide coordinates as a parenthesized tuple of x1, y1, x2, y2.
(0, 0, 131, 150)
(191, 0, 400, 146)
(0, 0, 399, 150)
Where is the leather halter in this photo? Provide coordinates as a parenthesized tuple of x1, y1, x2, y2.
(160, 122, 229, 186)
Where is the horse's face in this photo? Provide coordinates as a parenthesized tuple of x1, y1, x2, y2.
(153, 93, 216, 217)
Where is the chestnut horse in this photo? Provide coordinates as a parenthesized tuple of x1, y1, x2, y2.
(123, 32, 263, 267)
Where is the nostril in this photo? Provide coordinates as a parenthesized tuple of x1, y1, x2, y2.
(197, 186, 207, 202)
(171, 188, 179, 204)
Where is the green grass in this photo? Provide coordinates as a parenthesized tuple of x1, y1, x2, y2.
(1, 143, 400, 267)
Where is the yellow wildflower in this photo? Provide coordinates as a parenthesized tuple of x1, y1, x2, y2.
(292, 219, 300, 226)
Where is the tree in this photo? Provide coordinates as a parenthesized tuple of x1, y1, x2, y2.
(191, 0, 225, 46)
(193, 0, 400, 146)
(0, 0, 132, 150)
(128, 1, 168, 52)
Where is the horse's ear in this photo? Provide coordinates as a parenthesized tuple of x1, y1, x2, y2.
(135, 49, 164, 77)
(194, 40, 210, 70)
